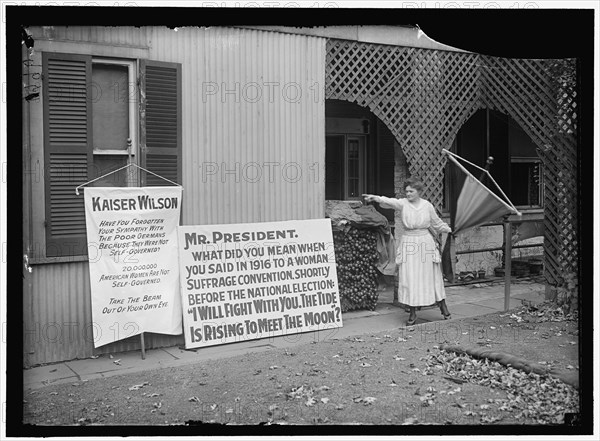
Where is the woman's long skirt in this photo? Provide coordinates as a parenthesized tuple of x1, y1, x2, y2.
(396, 231, 446, 307)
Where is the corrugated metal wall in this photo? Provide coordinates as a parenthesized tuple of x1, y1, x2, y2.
(23, 261, 185, 366)
(34, 25, 149, 48)
(24, 26, 327, 365)
(148, 26, 326, 226)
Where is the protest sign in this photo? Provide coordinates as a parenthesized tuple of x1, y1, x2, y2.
(178, 219, 342, 348)
(84, 186, 183, 348)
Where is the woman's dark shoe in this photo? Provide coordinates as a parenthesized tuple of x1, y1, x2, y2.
(439, 299, 451, 320)
(406, 307, 417, 326)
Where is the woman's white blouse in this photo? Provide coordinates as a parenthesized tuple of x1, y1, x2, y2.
(377, 196, 451, 234)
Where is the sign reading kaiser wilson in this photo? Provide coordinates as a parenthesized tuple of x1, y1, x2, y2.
(84, 186, 183, 348)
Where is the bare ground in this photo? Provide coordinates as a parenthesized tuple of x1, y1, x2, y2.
(22, 302, 580, 428)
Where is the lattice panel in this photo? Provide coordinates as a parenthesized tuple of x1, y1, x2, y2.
(479, 56, 578, 285)
(325, 40, 578, 287)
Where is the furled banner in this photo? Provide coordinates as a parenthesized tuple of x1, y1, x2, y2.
(178, 219, 342, 349)
(441, 150, 521, 282)
(84, 186, 183, 348)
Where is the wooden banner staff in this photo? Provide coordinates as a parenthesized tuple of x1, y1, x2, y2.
(477, 156, 511, 311)
(74, 140, 182, 359)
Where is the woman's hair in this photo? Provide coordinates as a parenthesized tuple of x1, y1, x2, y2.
(403, 177, 424, 193)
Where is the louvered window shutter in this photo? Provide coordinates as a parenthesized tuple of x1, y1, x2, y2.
(43, 53, 93, 257)
(139, 60, 182, 186)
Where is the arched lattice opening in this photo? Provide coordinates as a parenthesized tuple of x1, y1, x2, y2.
(324, 99, 399, 221)
(448, 108, 544, 210)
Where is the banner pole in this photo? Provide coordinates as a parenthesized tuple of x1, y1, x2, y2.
(503, 216, 512, 311)
(140, 332, 146, 360)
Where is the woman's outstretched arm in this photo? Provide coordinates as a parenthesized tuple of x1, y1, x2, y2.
(362, 194, 404, 210)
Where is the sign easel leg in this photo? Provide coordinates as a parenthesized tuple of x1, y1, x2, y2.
(140, 332, 146, 360)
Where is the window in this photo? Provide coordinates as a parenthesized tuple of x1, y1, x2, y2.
(508, 120, 544, 207)
(91, 59, 137, 187)
(42, 53, 182, 258)
(445, 109, 543, 212)
(325, 134, 366, 200)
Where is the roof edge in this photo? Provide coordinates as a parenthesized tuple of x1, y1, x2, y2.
(235, 25, 470, 53)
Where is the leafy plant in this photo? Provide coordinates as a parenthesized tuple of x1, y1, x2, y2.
(333, 228, 379, 312)
(489, 250, 504, 268)
(478, 260, 487, 272)
(554, 271, 578, 313)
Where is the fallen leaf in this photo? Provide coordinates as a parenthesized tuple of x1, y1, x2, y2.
(362, 397, 377, 405)
(128, 382, 149, 391)
(443, 375, 465, 384)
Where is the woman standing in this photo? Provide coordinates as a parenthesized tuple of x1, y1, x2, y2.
(363, 178, 452, 326)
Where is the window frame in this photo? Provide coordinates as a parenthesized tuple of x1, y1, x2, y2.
(325, 133, 367, 201)
(91, 58, 138, 160)
(511, 158, 544, 209)
(343, 134, 367, 200)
